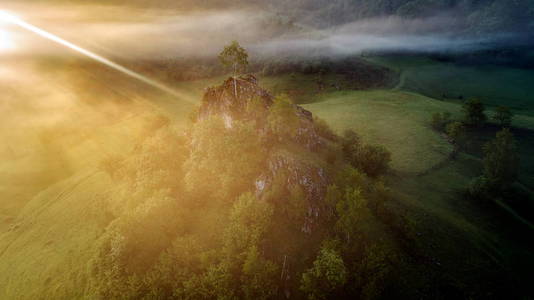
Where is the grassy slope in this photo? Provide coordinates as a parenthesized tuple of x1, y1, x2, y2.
(367, 56, 534, 117)
(0, 61, 196, 298)
(0, 103, 178, 299)
(304, 90, 457, 173)
(391, 153, 534, 296)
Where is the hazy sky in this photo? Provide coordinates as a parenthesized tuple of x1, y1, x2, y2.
(0, 2, 519, 61)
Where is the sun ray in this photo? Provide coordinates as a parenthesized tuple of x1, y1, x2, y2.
(0, 10, 188, 101)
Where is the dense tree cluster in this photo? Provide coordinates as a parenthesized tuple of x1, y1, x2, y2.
(88, 77, 427, 299)
(428, 100, 521, 203)
(469, 128, 520, 198)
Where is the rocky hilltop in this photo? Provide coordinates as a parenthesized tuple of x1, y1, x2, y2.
(198, 75, 330, 232)
(199, 75, 321, 148)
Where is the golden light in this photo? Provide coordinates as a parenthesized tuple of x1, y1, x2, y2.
(0, 29, 14, 51)
(0, 10, 189, 100)
(0, 11, 17, 52)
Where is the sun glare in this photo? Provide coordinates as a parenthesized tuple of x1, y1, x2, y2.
(0, 11, 18, 52)
(0, 28, 15, 52)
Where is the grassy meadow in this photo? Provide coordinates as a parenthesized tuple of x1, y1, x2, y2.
(367, 55, 534, 116)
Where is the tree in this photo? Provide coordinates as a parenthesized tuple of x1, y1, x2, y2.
(356, 145, 391, 177)
(431, 111, 451, 132)
(219, 41, 249, 96)
(341, 130, 390, 177)
(445, 121, 467, 158)
(223, 193, 274, 257)
(335, 187, 368, 244)
(184, 118, 266, 202)
(241, 246, 279, 300)
(493, 106, 513, 128)
(300, 247, 347, 300)
(482, 128, 520, 188)
(462, 98, 487, 127)
(341, 129, 361, 157)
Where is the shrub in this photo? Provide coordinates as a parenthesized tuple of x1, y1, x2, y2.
(445, 121, 467, 157)
(462, 98, 487, 127)
(268, 94, 300, 140)
(314, 116, 338, 142)
(431, 111, 451, 132)
(341, 130, 391, 177)
(356, 145, 392, 177)
(300, 247, 347, 300)
(493, 106, 513, 128)
(482, 128, 519, 188)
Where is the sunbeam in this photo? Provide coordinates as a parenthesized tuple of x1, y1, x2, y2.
(0, 10, 188, 100)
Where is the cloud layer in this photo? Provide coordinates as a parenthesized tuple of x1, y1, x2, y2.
(0, 2, 525, 61)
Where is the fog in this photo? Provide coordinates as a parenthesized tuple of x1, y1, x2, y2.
(0, 2, 522, 62)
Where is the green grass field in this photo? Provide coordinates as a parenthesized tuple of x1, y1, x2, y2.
(367, 56, 534, 116)
(372, 56, 534, 112)
(304, 90, 458, 174)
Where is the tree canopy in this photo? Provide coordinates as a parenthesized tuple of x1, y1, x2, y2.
(218, 40, 249, 76)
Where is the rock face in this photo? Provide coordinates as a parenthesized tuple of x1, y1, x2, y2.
(198, 75, 329, 232)
(199, 75, 322, 149)
(255, 153, 329, 233)
(199, 75, 273, 125)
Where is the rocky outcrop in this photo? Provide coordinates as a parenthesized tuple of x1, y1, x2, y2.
(199, 75, 272, 123)
(255, 153, 329, 233)
(199, 75, 322, 149)
(198, 75, 329, 233)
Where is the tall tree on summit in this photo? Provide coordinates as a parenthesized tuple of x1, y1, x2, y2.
(219, 41, 249, 97)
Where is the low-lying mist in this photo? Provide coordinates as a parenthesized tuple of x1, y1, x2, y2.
(1, 2, 530, 63)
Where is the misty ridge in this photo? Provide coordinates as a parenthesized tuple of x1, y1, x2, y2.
(2, 1, 533, 62)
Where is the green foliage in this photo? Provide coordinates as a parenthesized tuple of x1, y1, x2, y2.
(341, 130, 391, 177)
(313, 115, 338, 142)
(468, 128, 521, 200)
(268, 94, 300, 140)
(342, 129, 361, 154)
(89, 191, 185, 299)
(178, 263, 237, 300)
(445, 121, 467, 156)
(224, 193, 274, 256)
(219, 41, 249, 76)
(356, 243, 397, 300)
(335, 187, 369, 244)
(431, 111, 451, 132)
(241, 246, 279, 300)
(462, 98, 487, 127)
(493, 106, 513, 128)
(356, 145, 392, 177)
(482, 128, 520, 188)
(300, 247, 347, 300)
(185, 117, 267, 202)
